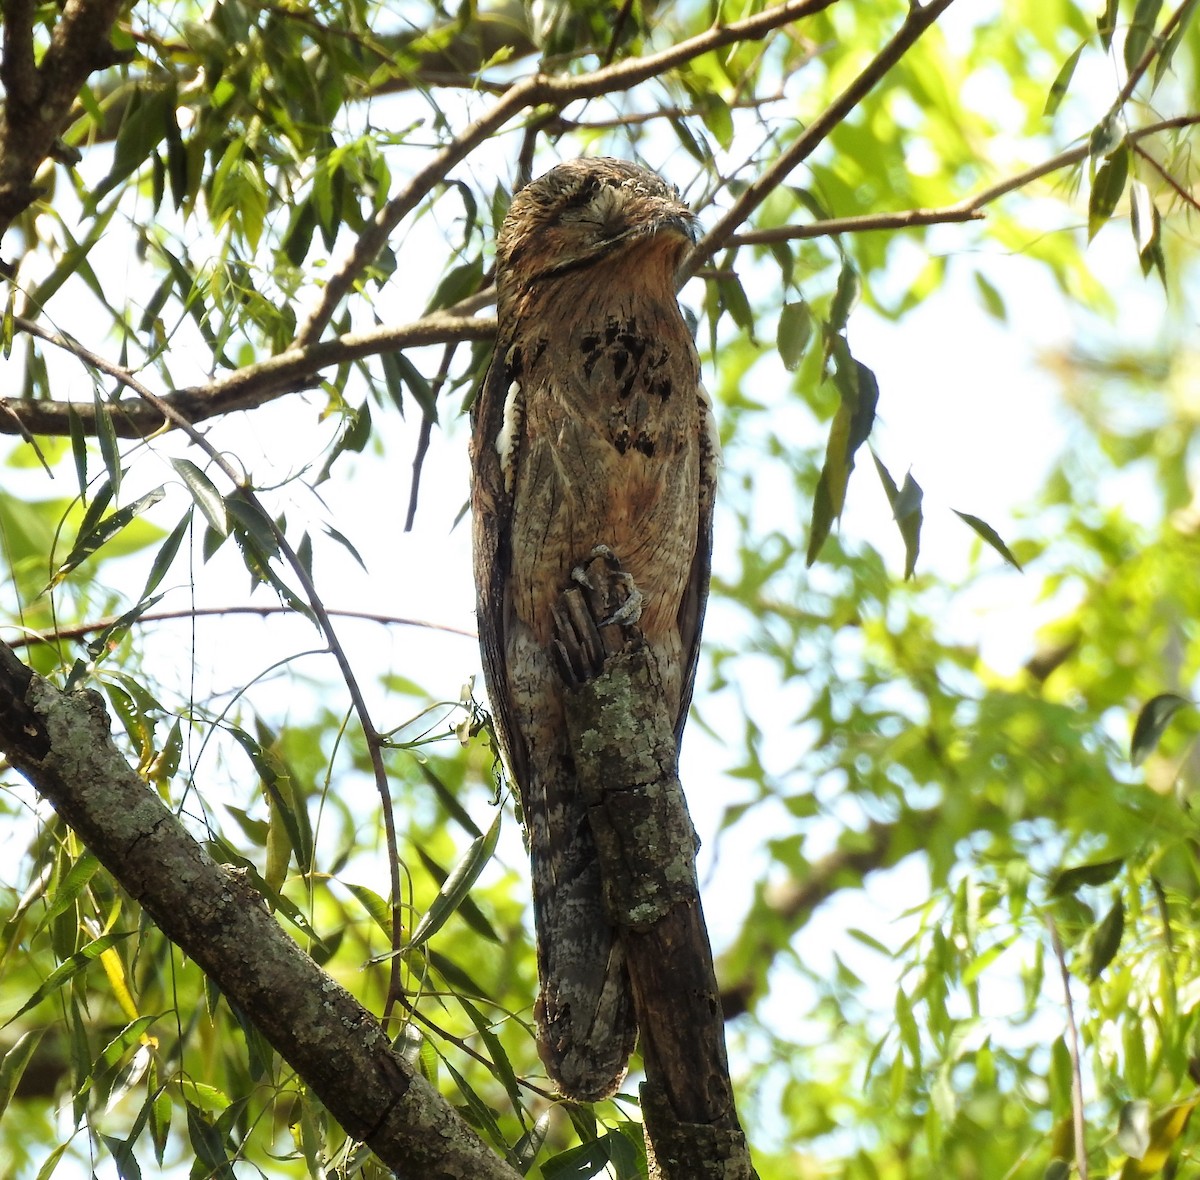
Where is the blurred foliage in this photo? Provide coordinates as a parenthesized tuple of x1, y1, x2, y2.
(2, 0, 1200, 1176)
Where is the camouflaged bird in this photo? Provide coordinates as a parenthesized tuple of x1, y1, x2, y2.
(471, 157, 718, 1101)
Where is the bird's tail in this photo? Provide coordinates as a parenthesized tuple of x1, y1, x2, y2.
(526, 773, 637, 1101)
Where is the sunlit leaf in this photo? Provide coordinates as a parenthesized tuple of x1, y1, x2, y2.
(1130, 693, 1191, 766)
(408, 812, 501, 949)
(1050, 858, 1124, 897)
(1087, 893, 1125, 981)
(952, 510, 1023, 571)
(1044, 44, 1084, 115)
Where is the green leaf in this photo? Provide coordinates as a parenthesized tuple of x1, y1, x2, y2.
(141, 513, 190, 600)
(777, 301, 813, 371)
(1153, 0, 1200, 87)
(408, 812, 501, 949)
(1049, 858, 1124, 897)
(93, 388, 122, 499)
(1089, 147, 1129, 241)
(345, 883, 393, 937)
(542, 1136, 615, 1179)
(1124, 0, 1164, 73)
(1088, 893, 1125, 981)
(952, 510, 1023, 571)
(874, 453, 922, 579)
(0, 1029, 45, 1120)
(171, 458, 228, 535)
(1130, 692, 1191, 766)
(50, 487, 166, 588)
(1098, 0, 1120, 47)
(37, 852, 100, 931)
(4, 932, 130, 1025)
(185, 1101, 235, 1179)
(1044, 43, 1084, 115)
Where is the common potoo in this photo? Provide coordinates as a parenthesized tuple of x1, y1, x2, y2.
(471, 158, 718, 1101)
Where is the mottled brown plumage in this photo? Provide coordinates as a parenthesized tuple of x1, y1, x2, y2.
(471, 158, 717, 1100)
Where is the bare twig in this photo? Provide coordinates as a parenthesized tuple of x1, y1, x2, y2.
(1133, 140, 1200, 212)
(1048, 919, 1088, 1179)
(3, 605, 477, 650)
(726, 206, 984, 247)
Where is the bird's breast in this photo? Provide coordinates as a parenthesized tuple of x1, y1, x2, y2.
(508, 303, 701, 648)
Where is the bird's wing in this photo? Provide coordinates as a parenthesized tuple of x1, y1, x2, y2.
(470, 349, 528, 790)
(673, 382, 719, 750)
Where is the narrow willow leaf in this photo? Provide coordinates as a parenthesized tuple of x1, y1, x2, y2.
(1045, 43, 1084, 115)
(1154, 0, 1200, 88)
(456, 993, 523, 1113)
(1124, 0, 1164, 73)
(1130, 692, 1191, 766)
(542, 1136, 615, 1179)
(873, 453, 923, 578)
(952, 510, 1023, 571)
(1088, 894, 1125, 980)
(142, 513, 191, 599)
(36, 852, 100, 931)
(185, 1101, 234, 1177)
(1089, 148, 1130, 240)
(1098, 0, 1119, 47)
(4, 931, 130, 1025)
(408, 812, 501, 949)
(1049, 857, 1124, 897)
(515, 1109, 552, 1173)
(0, 1029, 45, 1120)
(777, 301, 813, 371)
(345, 883, 392, 937)
(93, 387, 122, 499)
(170, 458, 227, 535)
(51, 487, 165, 587)
(68, 403, 88, 498)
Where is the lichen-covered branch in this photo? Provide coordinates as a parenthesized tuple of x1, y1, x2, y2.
(554, 575, 756, 1180)
(0, 641, 522, 1180)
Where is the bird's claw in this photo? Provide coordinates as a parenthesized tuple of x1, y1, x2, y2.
(600, 579, 643, 628)
(571, 544, 619, 590)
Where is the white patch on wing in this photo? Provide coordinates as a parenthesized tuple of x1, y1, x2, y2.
(495, 380, 524, 494)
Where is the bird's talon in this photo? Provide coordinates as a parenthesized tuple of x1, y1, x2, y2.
(600, 582, 644, 628)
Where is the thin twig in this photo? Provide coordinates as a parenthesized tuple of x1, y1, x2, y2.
(687, 0, 959, 272)
(3, 605, 477, 650)
(1133, 140, 1200, 211)
(1048, 919, 1089, 1180)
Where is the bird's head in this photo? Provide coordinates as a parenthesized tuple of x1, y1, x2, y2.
(495, 158, 695, 319)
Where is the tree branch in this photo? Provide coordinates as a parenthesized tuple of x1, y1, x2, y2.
(292, 0, 840, 346)
(687, 0, 959, 271)
(0, 311, 495, 438)
(0, 641, 522, 1180)
(0, 0, 130, 236)
(553, 558, 756, 1179)
(4, 605, 476, 650)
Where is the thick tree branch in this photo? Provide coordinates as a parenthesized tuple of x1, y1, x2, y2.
(0, 641, 522, 1180)
(0, 0, 130, 237)
(1, 311, 495, 438)
(553, 561, 755, 1180)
